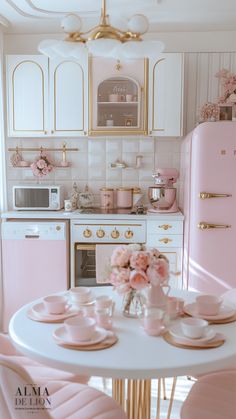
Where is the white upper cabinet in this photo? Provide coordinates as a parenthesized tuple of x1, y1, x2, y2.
(49, 57, 88, 136)
(6, 55, 48, 137)
(149, 53, 184, 137)
(6, 55, 88, 137)
(89, 57, 148, 135)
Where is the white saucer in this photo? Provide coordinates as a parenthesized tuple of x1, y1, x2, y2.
(31, 303, 78, 320)
(53, 326, 107, 346)
(184, 303, 235, 320)
(169, 323, 216, 344)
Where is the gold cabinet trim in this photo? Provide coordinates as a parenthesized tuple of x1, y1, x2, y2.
(53, 60, 85, 132)
(88, 57, 148, 135)
(12, 60, 45, 132)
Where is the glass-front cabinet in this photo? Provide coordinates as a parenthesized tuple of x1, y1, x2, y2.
(89, 57, 148, 135)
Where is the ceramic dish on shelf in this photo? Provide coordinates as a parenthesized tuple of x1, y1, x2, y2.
(184, 303, 235, 321)
(53, 326, 107, 347)
(31, 303, 80, 321)
(169, 322, 216, 344)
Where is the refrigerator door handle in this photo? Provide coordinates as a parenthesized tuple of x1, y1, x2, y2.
(199, 192, 232, 199)
(198, 222, 231, 230)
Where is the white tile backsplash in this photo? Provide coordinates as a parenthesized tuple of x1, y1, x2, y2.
(6, 136, 181, 208)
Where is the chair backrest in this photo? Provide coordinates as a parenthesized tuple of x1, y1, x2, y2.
(0, 355, 51, 419)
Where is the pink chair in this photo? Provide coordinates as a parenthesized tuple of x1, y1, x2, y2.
(0, 347, 127, 419)
(180, 370, 236, 419)
(0, 333, 89, 384)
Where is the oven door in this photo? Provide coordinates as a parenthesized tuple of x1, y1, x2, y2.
(75, 243, 119, 287)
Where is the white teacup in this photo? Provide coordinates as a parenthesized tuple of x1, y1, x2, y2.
(181, 317, 208, 339)
(43, 295, 69, 315)
(70, 287, 91, 304)
(64, 316, 96, 341)
(95, 296, 114, 315)
(196, 294, 223, 316)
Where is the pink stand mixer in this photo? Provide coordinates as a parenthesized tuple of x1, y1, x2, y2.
(148, 168, 179, 213)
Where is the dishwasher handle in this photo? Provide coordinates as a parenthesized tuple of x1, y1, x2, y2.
(25, 234, 40, 239)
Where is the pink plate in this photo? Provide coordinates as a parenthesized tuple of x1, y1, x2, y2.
(31, 303, 80, 321)
(184, 303, 235, 320)
(53, 326, 107, 346)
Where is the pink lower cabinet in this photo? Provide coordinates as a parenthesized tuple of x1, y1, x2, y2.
(1, 221, 69, 332)
(146, 219, 184, 289)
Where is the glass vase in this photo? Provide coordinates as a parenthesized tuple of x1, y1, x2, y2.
(122, 289, 145, 318)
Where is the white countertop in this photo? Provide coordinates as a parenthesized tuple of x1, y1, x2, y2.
(1, 210, 184, 221)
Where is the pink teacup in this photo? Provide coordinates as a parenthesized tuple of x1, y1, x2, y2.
(196, 294, 223, 316)
(43, 295, 69, 315)
(69, 287, 91, 304)
(143, 308, 165, 335)
(95, 296, 114, 315)
(167, 297, 178, 319)
(64, 316, 96, 341)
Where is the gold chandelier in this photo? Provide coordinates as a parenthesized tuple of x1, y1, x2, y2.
(38, 0, 164, 59)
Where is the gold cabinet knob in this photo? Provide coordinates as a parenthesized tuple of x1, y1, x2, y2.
(96, 228, 105, 238)
(158, 224, 172, 230)
(83, 228, 92, 238)
(125, 229, 134, 239)
(111, 228, 120, 239)
(159, 238, 173, 244)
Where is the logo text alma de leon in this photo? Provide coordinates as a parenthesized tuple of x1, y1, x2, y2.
(15, 384, 51, 409)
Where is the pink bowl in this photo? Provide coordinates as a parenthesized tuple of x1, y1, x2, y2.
(64, 316, 96, 341)
(196, 294, 223, 316)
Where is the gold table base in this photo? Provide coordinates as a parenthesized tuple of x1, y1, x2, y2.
(112, 377, 177, 419)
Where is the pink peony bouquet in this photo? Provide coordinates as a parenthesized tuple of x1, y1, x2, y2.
(31, 153, 53, 178)
(215, 68, 236, 104)
(110, 244, 169, 294)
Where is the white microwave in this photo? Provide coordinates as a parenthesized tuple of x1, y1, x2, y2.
(13, 185, 64, 211)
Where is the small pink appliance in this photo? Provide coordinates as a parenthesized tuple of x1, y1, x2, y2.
(148, 168, 179, 213)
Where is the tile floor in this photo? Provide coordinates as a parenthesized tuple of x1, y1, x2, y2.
(90, 375, 195, 418)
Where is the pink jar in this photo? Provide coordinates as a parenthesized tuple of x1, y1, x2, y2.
(100, 188, 114, 209)
(116, 188, 133, 209)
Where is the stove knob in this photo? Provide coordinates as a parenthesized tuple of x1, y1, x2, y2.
(111, 228, 120, 239)
(125, 229, 134, 239)
(83, 228, 92, 238)
(96, 228, 105, 238)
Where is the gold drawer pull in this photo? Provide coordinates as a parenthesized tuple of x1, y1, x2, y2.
(198, 222, 231, 230)
(199, 192, 232, 199)
(158, 224, 172, 230)
(159, 238, 173, 244)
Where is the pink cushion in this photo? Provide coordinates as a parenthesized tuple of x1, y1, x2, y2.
(0, 334, 89, 384)
(181, 370, 236, 419)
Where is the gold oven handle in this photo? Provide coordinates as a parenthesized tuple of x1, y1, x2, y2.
(76, 244, 96, 251)
(199, 192, 232, 199)
(198, 222, 231, 230)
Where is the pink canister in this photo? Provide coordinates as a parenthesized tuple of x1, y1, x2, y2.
(116, 188, 133, 208)
(100, 188, 114, 209)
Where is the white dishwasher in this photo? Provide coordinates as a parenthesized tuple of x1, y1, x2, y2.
(1, 221, 69, 332)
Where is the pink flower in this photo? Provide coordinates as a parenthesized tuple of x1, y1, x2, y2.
(110, 246, 131, 267)
(147, 259, 169, 286)
(110, 268, 130, 286)
(116, 283, 132, 295)
(130, 251, 150, 270)
(129, 270, 149, 290)
(37, 159, 46, 169)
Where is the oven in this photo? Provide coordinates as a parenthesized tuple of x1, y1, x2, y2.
(70, 219, 146, 287)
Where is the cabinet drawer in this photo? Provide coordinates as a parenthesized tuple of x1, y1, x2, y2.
(147, 220, 183, 235)
(147, 234, 183, 247)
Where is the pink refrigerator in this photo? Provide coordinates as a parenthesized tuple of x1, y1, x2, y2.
(180, 121, 236, 295)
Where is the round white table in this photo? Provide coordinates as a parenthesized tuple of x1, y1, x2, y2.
(9, 287, 236, 419)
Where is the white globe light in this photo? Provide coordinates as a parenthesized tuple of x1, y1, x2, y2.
(61, 14, 82, 33)
(128, 14, 149, 34)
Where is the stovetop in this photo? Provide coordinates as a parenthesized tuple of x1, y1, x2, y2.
(79, 206, 147, 215)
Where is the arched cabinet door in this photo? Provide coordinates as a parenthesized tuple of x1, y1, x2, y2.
(149, 53, 184, 137)
(49, 57, 88, 136)
(6, 55, 48, 137)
